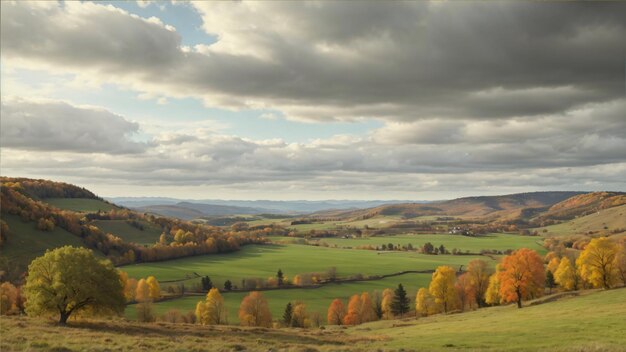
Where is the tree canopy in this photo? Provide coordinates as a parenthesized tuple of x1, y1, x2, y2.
(23, 246, 125, 324)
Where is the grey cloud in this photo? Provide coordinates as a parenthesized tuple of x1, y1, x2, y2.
(2, 1, 625, 122)
(0, 98, 145, 154)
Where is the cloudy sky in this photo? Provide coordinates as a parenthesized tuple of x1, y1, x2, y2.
(1, 1, 625, 200)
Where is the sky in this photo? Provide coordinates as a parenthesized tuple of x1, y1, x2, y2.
(1, 1, 625, 201)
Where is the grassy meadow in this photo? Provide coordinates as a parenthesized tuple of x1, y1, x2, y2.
(120, 244, 488, 287)
(0, 214, 85, 267)
(536, 204, 626, 237)
(91, 219, 162, 245)
(43, 198, 118, 213)
(304, 233, 546, 254)
(347, 288, 626, 351)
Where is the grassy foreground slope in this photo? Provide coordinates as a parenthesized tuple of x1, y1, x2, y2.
(347, 289, 626, 351)
(2, 289, 624, 351)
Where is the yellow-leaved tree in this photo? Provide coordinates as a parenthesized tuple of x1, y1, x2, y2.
(415, 287, 435, 317)
(146, 276, 160, 301)
(196, 288, 227, 325)
(485, 265, 502, 305)
(576, 237, 619, 289)
(380, 288, 394, 319)
(554, 257, 576, 291)
(466, 259, 491, 307)
(429, 266, 458, 313)
(359, 292, 377, 323)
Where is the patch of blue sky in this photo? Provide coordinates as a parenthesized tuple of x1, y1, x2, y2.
(95, 1, 216, 47)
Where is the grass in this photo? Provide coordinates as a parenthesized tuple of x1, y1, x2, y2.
(3, 289, 624, 351)
(308, 233, 546, 254)
(91, 219, 162, 245)
(43, 198, 118, 213)
(537, 204, 626, 237)
(121, 244, 488, 288)
(128, 273, 432, 323)
(0, 213, 85, 268)
(347, 288, 626, 351)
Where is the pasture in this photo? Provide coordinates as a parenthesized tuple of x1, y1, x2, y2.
(91, 219, 162, 245)
(120, 244, 488, 288)
(128, 272, 432, 323)
(309, 233, 546, 254)
(43, 198, 118, 213)
(0, 214, 85, 268)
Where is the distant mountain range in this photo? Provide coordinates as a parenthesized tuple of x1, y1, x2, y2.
(106, 197, 428, 219)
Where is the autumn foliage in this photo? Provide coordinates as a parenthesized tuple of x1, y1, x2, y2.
(238, 291, 272, 327)
(326, 299, 346, 325)
(498, 248, 545, 308)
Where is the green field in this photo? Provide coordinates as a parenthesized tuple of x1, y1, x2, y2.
(246, 215, 409, 232)
(121, 244, 487, 288)
(0, 214, 85, 267)
(537, 204, 626, 237)
(43, 198, 118, 212)
(128, 272, 432, 323)
(307, 233, 546, 254)
(91, 219, 162, 245)
(348, 288, 626, 351)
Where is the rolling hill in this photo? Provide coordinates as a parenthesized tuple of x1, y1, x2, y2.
(314, 191, 585, 221)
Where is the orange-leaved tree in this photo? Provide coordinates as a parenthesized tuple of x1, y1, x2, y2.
(238, 291, 272, 327)
(342, 294, 361, 325)
(327, 298, 346, 325)
(455, 272, 476, 311)
(359, 292, 377, 323)
(498, 248, 545, 308)
(381, 288, 394, 319)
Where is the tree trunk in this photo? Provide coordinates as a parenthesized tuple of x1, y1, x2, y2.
(516, 287, 522, 308)
(59, 311, 70, 325)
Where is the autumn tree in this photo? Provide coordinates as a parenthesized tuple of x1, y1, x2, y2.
(360, 292, 377, 323)
(615, 242, 626, 286)
(485, 272, 502, 305)
(205, 288, 227, 324)
(391, 284, 410, 317)
(291, 301, 309, 328)
(135, 278, 155, 322)
(577, 237, 619, 289)
(381, 288, 394, 319)
(195, 300, 208, 325)
(343, 294, 362, 325)
(498, 248, 545, 308)
(136, 279, 150, 303)
(119, 271, 137, 302)
(23, 246, 125, 324)
(467, 259, 491, 307)
(327, 298, 345, 325)
(1, 282, 21, 315)
(146, 276, 160, 301)
(455, 273, 476, 311)
(415, 287, 435, 317)
(238, 291, 272, 327)
(547, 257, 560, 274)
(554, 257, 576, 291)
(429, 266, 458, 313)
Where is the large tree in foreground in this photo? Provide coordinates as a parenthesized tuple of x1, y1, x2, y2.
(498, 248, 545, 308)
(23, 246, 125, 324)
(577, 237, 619, 289)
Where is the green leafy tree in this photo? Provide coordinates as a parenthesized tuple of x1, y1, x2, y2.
(201, 276, 213, 291)
(391, 284, 410, 317)
(224, 280, 233, 291)
(23, 246, 125, 324)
